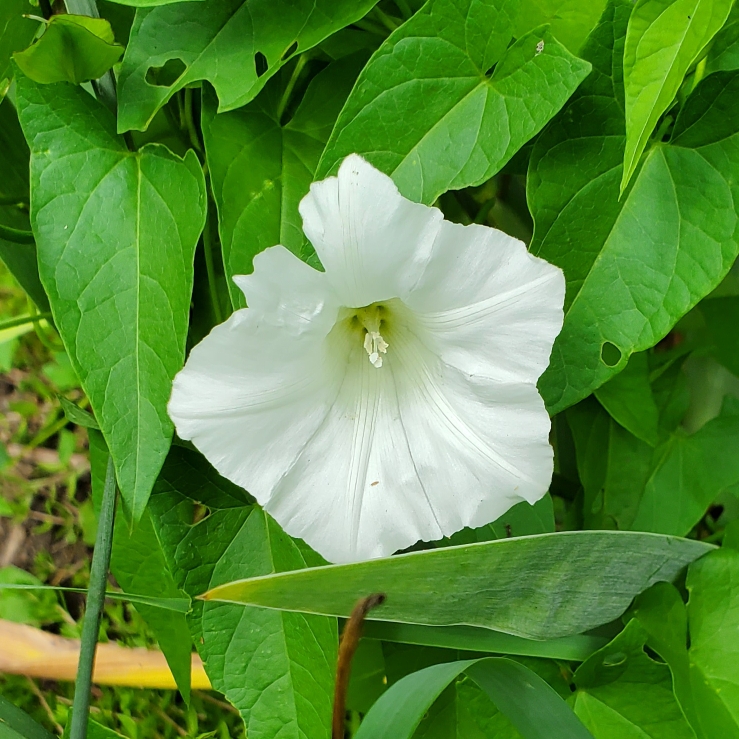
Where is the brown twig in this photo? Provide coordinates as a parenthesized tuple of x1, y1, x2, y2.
(332, 594, 386, 739)
(25, 676, 64, 735)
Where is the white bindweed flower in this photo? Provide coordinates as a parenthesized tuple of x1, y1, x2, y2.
(168, 155, 565, 563)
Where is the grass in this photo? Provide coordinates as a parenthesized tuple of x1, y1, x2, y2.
(0, 261, 245, 738)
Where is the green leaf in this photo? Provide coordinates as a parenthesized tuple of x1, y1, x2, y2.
(203, 531, 711, 640)
(355, 657, 593, 739)
(413, 677, 522, 739)
(620, 0, 733, 192)
(117, 0, 379, 132)
(0, 695, 55, 739)
(440, 496, 555, 547)
(572, 619, 696, 739)
(364, 622, 606, 661)
(346, 639, 387, 713)
(15, 76, 207, 520)
(632, 550, 739, 738)
(0, 583, 190, 612)
(594, 352, 660, 446)
(203, 53, 366, 308)
(108, 0, 201, 6)
(58, 395, 99, 429)
(318, 0, 591, 204)
(0, 98, 48, 311)
(529, 4, 739, 413)
(62, 716, 127, 739)
(148, 447, 337, 739)
(699, 296, 739, 375)
(0, 566, 60, 626)
(13, 15, 123, 85)
(0, 0, 37, 96)
(705, 4, 739, 74)
(514, 0, 608, 52)
(88, 428, 193, 700)
(631, 402, 739, 535)
(566, 397, 654, 529)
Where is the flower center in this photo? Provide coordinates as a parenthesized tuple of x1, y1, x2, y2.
(355, 305, 389, 369)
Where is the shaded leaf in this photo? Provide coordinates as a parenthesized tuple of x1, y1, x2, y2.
(514, 0, 607, 52)
(0, 98, 47, 310)
(632, 550, 739, 738)
(572, 619, 696, 738)
(594, 352, 660, 446)
(631, 401, 739, 535)
(0, 0, 37, 96)
(0, 695, 55, 739)
(203, 53, 366, 308)
(364, 621, 606, 661)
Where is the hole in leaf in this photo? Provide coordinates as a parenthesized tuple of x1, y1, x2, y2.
(254, 51, 268, 78)
(282, 41, 298, 61)
(602, 651, 627, 667)
(600, 341, 622, 367)
(145, 58, 187, 87)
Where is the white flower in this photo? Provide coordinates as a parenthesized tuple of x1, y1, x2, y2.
(168, 155, 565, 563)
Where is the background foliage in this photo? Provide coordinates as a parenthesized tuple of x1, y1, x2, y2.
(2, 0, 739, 737)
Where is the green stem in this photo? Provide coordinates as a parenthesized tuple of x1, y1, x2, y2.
(202, 202, 223, 324)
(372, 7, 401, 31)
(353, 18, 389, 36)
(69, 456, 116, 739)
(394, 0, 413, 19)
(0, 196, 28, 207)
(0, 312, 52, 331)
(0, 223, 34, 244)
(276, 54, 309, 123)
(184, 87, 202, 153)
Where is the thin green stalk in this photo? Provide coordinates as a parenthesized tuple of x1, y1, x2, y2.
(394, 0, 413, 19)
(353, 17, 389, 36)
(372, 6, 401, 31)
(0, 196, 28, 207)
(69, 456, 117, 739)
(202, 203, 223, 324)
(276, 54, 309, 123)
(0, 223, 34, 244)
(0, 312, 52, 331)
(184, 87, 203, 153)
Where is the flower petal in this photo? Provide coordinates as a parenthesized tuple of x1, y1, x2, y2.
(406, 221, 565, 384)
(262, 340, 447, 563)
(168, 246, 341, 499)
(262, 325, 553, 563)
(299, 154, 443, 307)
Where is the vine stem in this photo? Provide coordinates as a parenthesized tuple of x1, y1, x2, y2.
(68, 456, 117, 739)
(183, 87, 203, 153)
(0, 312, 52, 332)
(0, 223, 34, 244)
(202, 198, 223, 324)
(276, 54, 309, 123)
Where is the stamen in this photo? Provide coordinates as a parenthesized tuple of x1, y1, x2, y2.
(363, 330, 388, 368)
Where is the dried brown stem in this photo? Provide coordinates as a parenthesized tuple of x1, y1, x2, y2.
(332, 594, 386, 739)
